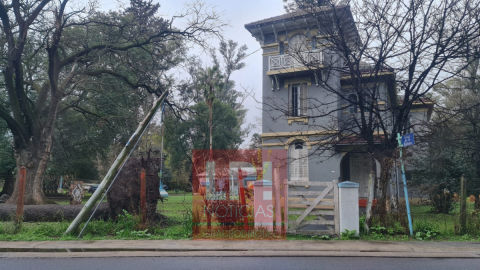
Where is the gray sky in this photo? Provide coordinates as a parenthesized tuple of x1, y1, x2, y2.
(159, 0, 285, 144)
(100, 0, 286, 145)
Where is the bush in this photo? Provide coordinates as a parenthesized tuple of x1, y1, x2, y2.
(429, 183, 453, 214)
(413, 219, 440, 240)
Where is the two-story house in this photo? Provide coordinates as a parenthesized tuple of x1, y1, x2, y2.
(245, 5, 433, 199)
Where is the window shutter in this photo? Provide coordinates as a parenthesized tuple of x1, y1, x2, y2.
(299, 147, 309, 181)
(300, 83, 308, 116)
(289, 146, 309, 181)
(288, 84, 292, 116)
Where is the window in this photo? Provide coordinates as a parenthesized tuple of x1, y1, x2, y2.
(363, 94, 371, 107)
(289, 34, 307, 52)
(311, 36, 317, 50)
(290, 142, 309, 181)
(288, 83, 308, 117)
(405, 116, 412, 134)
(292, 84, 300, 116)
(348, 94, 357, 114)
(279, 42, 284, 55)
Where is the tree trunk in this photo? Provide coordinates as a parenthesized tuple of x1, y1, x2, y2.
(0, 171, 15, 196)
(376, 156, 394, 225)
(6, 93, 61, 205)
(0, 203, 109, 222)
(7, 146, 48, 205)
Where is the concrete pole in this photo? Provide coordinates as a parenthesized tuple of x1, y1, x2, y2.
(64, 90, 169, 235)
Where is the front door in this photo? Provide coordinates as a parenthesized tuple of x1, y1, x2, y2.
(349, 153, 371, 198)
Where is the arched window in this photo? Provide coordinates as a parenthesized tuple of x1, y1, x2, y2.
(348, 94, 357, 114)
(290, 141, 309, 181)
(279, 42, 285, 55)
(295, 142, 304, 149)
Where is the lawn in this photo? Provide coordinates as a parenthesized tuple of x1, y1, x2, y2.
(1, 194, 478, 241)
(0, 192, 194, 241)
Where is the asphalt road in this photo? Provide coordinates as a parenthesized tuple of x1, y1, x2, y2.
(2, 257, 480, 270)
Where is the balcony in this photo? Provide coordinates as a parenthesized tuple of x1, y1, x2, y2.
(267, 51, 323, 75)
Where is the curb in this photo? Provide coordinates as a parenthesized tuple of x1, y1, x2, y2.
(1, 250, 480, 258)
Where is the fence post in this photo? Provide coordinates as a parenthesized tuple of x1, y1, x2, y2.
(140, 168, 146, 224)
(15, 166, 27, 230)
(460, 174, 467, 233)
(238, 168, 249, 231)
(333, 179, 340, 235)
(283, 178, 288, 232)
(274, 168, 282, 232)
(365, 171, 375, 233)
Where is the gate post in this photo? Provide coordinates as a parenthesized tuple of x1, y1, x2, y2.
(273, 168, 282, 232)
(338, 181, 359, 236)
(333, 180, 339, 235)
(253, 180, 273, 231)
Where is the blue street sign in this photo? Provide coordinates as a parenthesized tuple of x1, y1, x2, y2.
(401, 133, 415, 147)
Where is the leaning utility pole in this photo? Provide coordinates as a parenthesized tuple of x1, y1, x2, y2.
(64, 90, 169, 235)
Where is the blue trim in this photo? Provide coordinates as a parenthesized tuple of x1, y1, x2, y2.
(338, 181, 359, 188)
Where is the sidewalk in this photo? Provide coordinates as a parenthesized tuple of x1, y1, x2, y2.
(1, 240, 480, 258)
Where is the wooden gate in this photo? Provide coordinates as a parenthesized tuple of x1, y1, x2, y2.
(287, 180, 339, 235)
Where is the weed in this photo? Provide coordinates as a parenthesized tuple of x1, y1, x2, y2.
(115, 210, 141, 232)
(181, 210, 193, 238)
(413, 219, 440, 240)
(370, 226, 387, 235)
(341, 229, 359, 240)
(415, 228, 440, 240)
(312, 235, 331, 240)
(359, 215, 366, 235)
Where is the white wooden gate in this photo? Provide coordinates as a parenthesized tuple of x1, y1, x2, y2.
(287, 180, 339, 235)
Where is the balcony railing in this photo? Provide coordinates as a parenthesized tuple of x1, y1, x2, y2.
(268, 51, 323, 71)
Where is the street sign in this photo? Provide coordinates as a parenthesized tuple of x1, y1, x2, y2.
(401, 133, 415, 147)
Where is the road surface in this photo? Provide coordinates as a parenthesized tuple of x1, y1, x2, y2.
(2, 256, 480, 270)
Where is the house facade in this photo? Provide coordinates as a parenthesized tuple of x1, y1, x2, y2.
(245, 6, 433, 198)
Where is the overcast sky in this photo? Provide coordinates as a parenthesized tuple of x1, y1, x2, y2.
(100, 0, 286, 146)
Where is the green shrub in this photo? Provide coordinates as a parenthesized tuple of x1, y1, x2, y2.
(413, 219, 440, 240)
